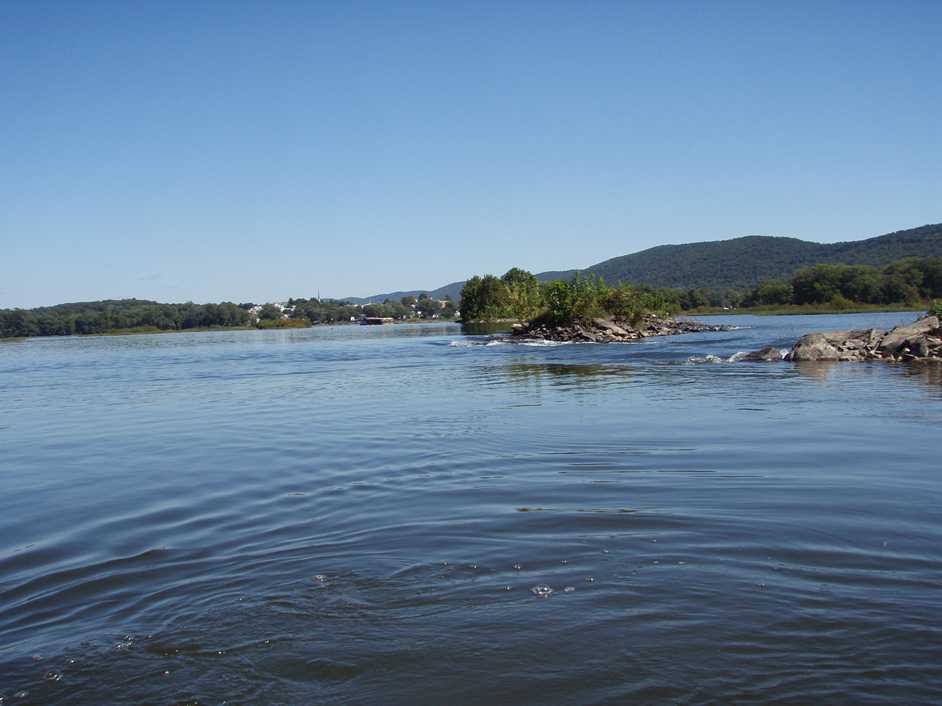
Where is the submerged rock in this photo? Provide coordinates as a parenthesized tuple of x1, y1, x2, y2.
(738, 346, 785, 362)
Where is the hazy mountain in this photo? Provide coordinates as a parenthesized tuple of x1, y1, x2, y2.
(347, 223, 942, 302)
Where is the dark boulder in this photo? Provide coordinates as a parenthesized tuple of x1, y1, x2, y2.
(739, 346, 785, 362)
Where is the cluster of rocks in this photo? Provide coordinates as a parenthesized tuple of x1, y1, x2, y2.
(512, 315, 733, 343)
(510, 311, 942, 365)
(782, 315, 942, 363)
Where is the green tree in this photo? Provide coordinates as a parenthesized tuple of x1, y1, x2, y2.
(501, 267, 543, 321)
(792, 265, 842, 304)
(680, 288, 709, 310)
(416, 298, 442, 318)
(258, 304, 283, 320)
(753, 280, 793, 305)
(459, 275, 510, 322)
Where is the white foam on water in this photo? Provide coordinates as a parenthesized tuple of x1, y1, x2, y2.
(688, 348, 788, 364)
(518, 339, 571, 347)
(688, 355, 724, 364)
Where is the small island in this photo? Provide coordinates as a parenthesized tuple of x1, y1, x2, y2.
(457, 266, 942, 364)
(460, 267, 735, 342)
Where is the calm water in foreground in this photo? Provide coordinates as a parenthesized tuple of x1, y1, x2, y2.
(1, 312, 941, 705)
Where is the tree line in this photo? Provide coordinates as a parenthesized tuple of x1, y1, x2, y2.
(5, 256, 938, 338)
(742, 257, 942, 308)
(0, 299, 253, 338)
(288, 293, 456, 323)
(0, 294, 460, 338)
(460, 257, 942, 325)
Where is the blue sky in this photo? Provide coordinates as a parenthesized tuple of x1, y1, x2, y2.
(2, 0, 939, 307)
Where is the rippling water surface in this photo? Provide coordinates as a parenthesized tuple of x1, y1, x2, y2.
(2, 313, 941, 705)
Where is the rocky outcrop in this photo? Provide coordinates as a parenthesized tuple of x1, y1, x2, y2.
(878, 316, 940, 356)
(783, 316, 942, 363)
(785, 329, 883, 362)
(513, 315, 734, 343)
(738, 346, 786, 362)
(513, 312, 942, 365)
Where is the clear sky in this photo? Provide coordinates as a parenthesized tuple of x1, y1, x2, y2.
(2, 0, 939, 307)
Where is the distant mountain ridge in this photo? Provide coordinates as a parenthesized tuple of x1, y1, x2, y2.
(346, 223, 942, 302)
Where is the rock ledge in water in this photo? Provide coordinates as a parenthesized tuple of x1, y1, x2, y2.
(512, 315, 734, 343)
(749, 315, 942, 363)
(783, 316, 941, 362)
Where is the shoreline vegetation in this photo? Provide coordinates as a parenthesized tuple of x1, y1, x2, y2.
(0, 297, 458, 339)
(457, 263, 941, 326)
(686, 303, 926, 316)
(0, 316, 461, 339)
(2, 256, 940, 340)
(458, 265, 942, 355)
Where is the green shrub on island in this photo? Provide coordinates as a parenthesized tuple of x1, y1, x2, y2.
(460, 269, 680, 325)
(930, 300, 942, 319)
(541, 274, 607, 324)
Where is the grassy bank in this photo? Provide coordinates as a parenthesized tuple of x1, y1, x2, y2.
(686, 303, 926, 317)
(255, 319, 311, 329)
(92, 318, 457, 336)
(95, 325, 258, 336)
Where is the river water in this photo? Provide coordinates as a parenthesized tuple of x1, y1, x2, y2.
(1, 312, 940, 705)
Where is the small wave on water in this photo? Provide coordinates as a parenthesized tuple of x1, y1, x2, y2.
(448, 337, 572, 348)
(688, 349, 788, 364)
(727, 349, 788, 362)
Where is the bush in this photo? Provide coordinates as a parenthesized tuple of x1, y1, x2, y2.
(540, 274, 606, 324)
(829, 293, 853, 310)
(930, 299, 942, 319)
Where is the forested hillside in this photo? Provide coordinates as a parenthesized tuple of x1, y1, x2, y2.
(356, 223, 942, 300)
(582, 224, 942, 290)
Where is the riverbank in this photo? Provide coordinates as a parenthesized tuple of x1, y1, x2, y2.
(687, 303, 925, 316)
(93, 325, 258, 336)
(8, 318, 461, 339)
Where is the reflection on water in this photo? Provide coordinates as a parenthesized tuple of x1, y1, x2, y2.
(904, 360, 942, 391)
(1, 313, 941, 705)
(793, 360, 838, 383)
(503, 362, 634, 385)
(460, 321, 515, 336)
